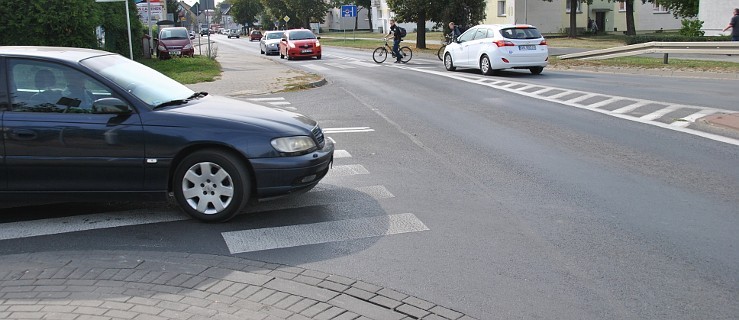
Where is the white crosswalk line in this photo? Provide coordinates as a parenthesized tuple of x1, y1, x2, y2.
(327, 164, 370, 177)
(222, 213, 429, 254)
(326, 63, 356, 69)
(640, 105, 683, 121)
(612, 101, 651, 114)
(303, 64, 330, 71)
(333, 150, 352, 158)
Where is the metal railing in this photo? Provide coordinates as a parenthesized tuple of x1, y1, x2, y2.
(558, 41, 739, 63)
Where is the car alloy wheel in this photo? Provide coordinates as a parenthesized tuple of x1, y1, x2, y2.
(173, 149, 251, 222)
(444, 53, 456, 71)
(530, 67, 544, 75)
(480, 55, 494, 76)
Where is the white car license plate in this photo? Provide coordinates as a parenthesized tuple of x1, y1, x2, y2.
(169, 51, 181, 55)
(519, 45, 536, 51)
(301, 49, 312, 53)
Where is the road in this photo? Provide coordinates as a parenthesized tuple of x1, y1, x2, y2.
(1, 36, 738, 320)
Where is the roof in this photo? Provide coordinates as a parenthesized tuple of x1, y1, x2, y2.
(0, 46, 115, 62)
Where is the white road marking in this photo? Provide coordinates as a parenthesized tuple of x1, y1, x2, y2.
(323, 127, 375, 133)
(268, 101, 291, 105)
(0, 211, 188, 240)
(304, 64, 330, 71)
(405, 67, 739, 146)
(671, 109, 721, 127)
(639, 105, 683, 121)
(248, 97, 286, 101)
(333, 150, 352, 158)
(222, 213, 429, 254)
(328, 164, 370, 177)
(326, 63, 356, 69)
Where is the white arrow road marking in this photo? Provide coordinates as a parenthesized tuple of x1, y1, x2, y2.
(222, 213, 429, 254)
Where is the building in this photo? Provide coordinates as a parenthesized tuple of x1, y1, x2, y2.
(484, 0, 682, 34)
(699, 0, 739, 36)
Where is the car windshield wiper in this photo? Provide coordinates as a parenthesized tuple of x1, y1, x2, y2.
(152, 92, 208, 110)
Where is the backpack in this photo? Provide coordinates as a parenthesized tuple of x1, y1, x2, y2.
(398, 26, 407, 38)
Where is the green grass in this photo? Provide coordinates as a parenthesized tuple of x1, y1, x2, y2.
(137, 55, 221, 84)
(551, 55, 739, 72)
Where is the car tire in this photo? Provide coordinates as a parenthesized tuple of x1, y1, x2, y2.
(287, 54, 292, 60)
(444, 53, 456, 71)
(480, 55, 494, 76)
(530, 67, 544, 75)
(316, 54, 321, 60)
(172, 149, 251, 222)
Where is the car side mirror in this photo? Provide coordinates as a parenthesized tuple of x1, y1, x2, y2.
(316, 36, 321, 39)
(92, 98, 133, 115)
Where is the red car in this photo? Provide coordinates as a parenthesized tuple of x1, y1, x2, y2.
(279, 29, 321, 60)
(249, 30, 263, 41)
(156, 27, 194, 59)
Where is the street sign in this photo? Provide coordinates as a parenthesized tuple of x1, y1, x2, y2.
(341, 5, 357, 18)
(283, 15, 290, 22)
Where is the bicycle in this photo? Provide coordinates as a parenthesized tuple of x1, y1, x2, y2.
(373, 38, 412, 63)
(437, 34, 453, 61)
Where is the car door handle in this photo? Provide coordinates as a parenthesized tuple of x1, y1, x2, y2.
(10, 129, 38, 141)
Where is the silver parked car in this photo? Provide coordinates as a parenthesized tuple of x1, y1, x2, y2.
(443, 24, 549, 75)
(259, 31, 284, 55)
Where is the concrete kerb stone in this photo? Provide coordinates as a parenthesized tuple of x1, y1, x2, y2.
(0, 251, 478, 320)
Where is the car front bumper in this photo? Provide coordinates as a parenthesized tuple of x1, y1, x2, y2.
(250, 138, 334, 198)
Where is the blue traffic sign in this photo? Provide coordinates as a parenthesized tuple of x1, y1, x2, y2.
(341, 5, 357, 18)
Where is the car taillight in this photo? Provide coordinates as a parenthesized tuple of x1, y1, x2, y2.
(495, 40, 515, 47)
(539, 40, 547, 46)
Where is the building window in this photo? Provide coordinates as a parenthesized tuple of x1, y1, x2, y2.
(618, 2, 626, 12)
(653, 3, 669, 13)
(498, 1, 506, 16)
(565, 1, 582, 13)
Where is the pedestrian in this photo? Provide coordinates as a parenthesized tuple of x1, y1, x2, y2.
(384, 19, 403, 63)
(448, 21, 461, 41)
(723, 8, 739, 41)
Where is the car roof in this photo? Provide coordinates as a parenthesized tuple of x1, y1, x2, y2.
(470, 24, 538, 29)
(0, 46, 116, 63)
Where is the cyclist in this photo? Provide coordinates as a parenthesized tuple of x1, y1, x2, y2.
(384, 19, 404, 63)
(448, 21, 461, 41)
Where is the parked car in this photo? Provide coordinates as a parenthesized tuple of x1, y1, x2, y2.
(0, 46, 334, 222)
(260, 31, 284, 55)
(157, 27, 194, 59)
(200, 28, 210, 36)
(443, 24, 548, 75)
(227, 29, 240, 38)
(279, 29, 321, 60)
(249, 30, 263, 41)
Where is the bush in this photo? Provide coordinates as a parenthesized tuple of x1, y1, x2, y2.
(680, 19, 705, 37)
(625, 35, 708, 45)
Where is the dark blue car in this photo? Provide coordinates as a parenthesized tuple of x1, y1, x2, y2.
(0, 46, 333, 222)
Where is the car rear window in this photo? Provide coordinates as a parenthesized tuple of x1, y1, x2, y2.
(500, 27, 542, 39)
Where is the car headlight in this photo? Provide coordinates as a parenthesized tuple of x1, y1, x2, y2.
(184, 43, 193, 50)
(271, 136, 316, 154)
(158, 45, 166, 51)
(315, 40, 320, 47)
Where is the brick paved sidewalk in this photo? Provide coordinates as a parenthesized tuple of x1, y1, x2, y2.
(0, 251, 477, 320)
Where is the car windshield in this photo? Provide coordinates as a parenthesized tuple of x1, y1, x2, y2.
(500, 27, 542, 39)
(80, 54, 194, 109)
(160, 28, 189, 39)
(289, 30, 316, 40)
(266, 32, 284, 40)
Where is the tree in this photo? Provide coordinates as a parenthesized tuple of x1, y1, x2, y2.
(651, 0, 698, 18)
(283, 0, 330, 28)
(386, 0, 434, 49)
(541, 0, 593, 38)
(232, 0, 264, 31)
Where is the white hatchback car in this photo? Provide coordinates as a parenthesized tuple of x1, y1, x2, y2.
(443, 24, 548, 75)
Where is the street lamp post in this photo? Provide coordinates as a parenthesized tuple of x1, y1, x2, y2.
(96, 0, 134, 60)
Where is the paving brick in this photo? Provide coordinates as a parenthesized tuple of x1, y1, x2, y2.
(264, 278, 339, 303)
(332, 311, 361, 320)
(272, 295, 302, 310)
(207, 293, 240, 305)
(44, 312, 78, 320)
(286, 313, 312, 320)
(64, 279, 97, 286)
(276, 266, 305, 275)
(429, 306, 463, 320)
(110, 269, 137, 281)
(41, 305, 77, 313)
(185, 305, 218, 317)
(268, 269, 299, 280)
(318, 280, 349, 293)
(180, 296, 212, 308)
(130, 304, 165, 316)
(326, 275, 355, 286)
(156, 300, 190, 311)
(396, 303, 430, 319)
(369, 295, 402, 309)
(201, 268, 273, 287)
(351, 281, 381, 294)
(287, 298, 318, 313)
(233, 308, 270, 320)
(219, 282, 248, 297)
(74, 306, 108, 315)
(234, 285, 261, 299)
(247, 288, 276, 303)
(206, 280, 235, 294)
(422, 314, 447, 320)
(132, 313, 168, 320)
(377, 288, 408, 301)
(314, 306, 345, 320)
(260, 291, 289, 306)
(7, 305, 44, 312)
(127, 297, 159, 306)
(402, 296, 435, 311)
(157, 309, 192, 320)
(52, 268, 76, 279)
(292, 275, 323, 286)
(328, 294, 405, 320)
(300, 269, 330, 280)
(104, 309, 138, 319)
(100, 301, 134, 311)
(299, 301, 331, 317)
(33, 279, 66, 286)
(344, 287, 375, 301)
(9, 311, 46, 318)
(2, 291, 39, 299)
